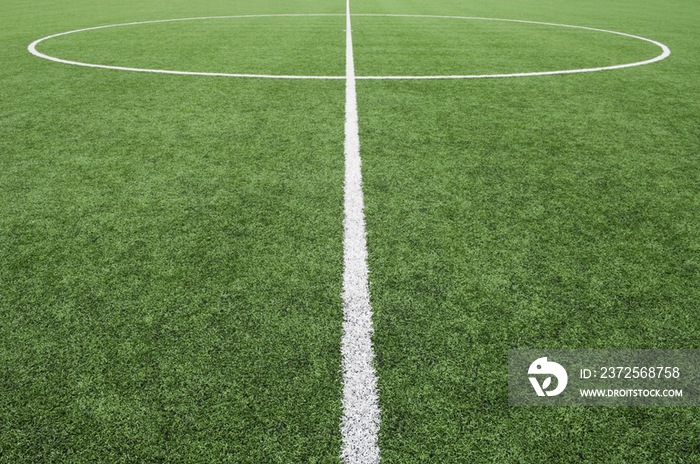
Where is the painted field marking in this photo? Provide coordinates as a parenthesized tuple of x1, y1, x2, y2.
(28, 15, 670, 80)
(27, 14, 346, 79)
(353, 14, 670, 79)
(340, 2, 381, 463)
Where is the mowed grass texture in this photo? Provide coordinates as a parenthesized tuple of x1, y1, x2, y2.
(353, 0, 700, 462)
(2, 0, 700, 463)
(1, 0, 346, 462)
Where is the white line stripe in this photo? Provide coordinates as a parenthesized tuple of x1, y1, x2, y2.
(340, 0, 381, 462)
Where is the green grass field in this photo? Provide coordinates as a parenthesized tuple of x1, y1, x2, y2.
(2, 0, 699, 462)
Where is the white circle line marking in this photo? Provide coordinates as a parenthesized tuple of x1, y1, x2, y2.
(27, 14, 346, 79)
(27, 14, 670, 80)
(353, 14, 671, 79)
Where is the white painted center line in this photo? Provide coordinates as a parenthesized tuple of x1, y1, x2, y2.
(340, 1, 381, 463)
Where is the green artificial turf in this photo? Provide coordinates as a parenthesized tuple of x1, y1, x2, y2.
(2, 0, 699, 462)
(353, 0, 700, 462)
(39, 16, 346, 76)
(352, 15, 660, 76)
(2, 1, 346, 462)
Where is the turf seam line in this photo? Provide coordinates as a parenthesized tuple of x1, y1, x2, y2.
(340, 0, 381, 462)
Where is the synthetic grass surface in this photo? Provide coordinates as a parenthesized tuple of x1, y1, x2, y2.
(2, 0, 699, 462)
(352, 16, 660, 76)
(38, 16, 346, 76)
(2, 0, 346, 462)
(354, 0, 700, 462)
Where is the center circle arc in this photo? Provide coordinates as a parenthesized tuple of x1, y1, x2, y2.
(27, 14, 671, 79)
